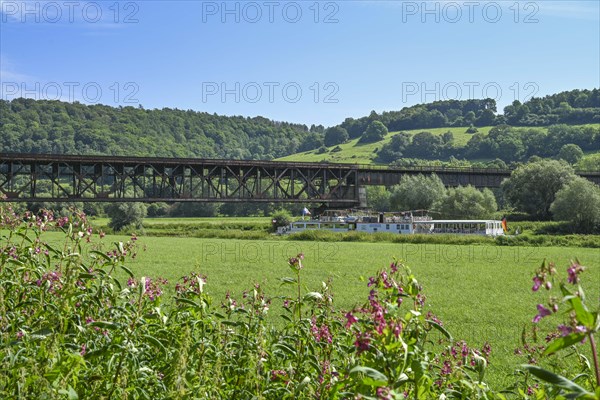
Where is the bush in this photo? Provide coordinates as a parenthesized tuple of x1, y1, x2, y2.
(270, 210, 292, 232)
(466, 124, 478, 133)
(147, 202, 170, 217)
(106, 202, 146, 231)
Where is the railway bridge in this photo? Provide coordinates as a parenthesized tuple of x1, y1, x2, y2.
(1, 153, 598, 206)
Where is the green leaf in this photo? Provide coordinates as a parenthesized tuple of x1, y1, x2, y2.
(303, 292, 323, 301)
(569, 297, 595, 329)
(296, 376, 311, 393)
(175, 298, 200, 308)
(58, 386, 79, 399)
(543, 332, 587, 356)
(143, 335, 167, 354)
(273, 343, 296, 357)
(560, 283, 573, 297)
(522, 365, 593, 396)
(279, 277, 297, 285)
(426, 319, 453, 340)
(90, 251, 112, 262)
(349, 366, 388, 387)
(120, 265, 135, 278)
(89, 321, 118, 330)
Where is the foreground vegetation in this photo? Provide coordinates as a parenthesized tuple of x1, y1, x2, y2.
(2, 206, 598, 398)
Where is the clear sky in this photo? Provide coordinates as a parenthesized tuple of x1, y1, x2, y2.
(1, 0, 599, 126)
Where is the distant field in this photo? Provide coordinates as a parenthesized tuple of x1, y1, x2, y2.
(277, 124, 600, 165)
(278, 126, 493, 164)
(78, 232, 599, 390)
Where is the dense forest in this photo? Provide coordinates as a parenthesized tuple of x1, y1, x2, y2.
(1, 89, 598, 160)
(338, 88, 600, 138)
(0, 98, 325, 159)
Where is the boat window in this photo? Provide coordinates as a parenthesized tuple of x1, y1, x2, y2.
(386, 224, 390, 229)
(396, 224, 401, 229)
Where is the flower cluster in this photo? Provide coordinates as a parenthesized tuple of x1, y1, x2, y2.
(310, 316, 332, 344)
(288, 253, 304, 270)
(531, 260, 556, 291)
(567, 261, 585, 284)
(175, 272, 207, 295)
(127, 277, 168, 301)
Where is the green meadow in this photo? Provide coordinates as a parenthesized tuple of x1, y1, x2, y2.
(277, 126, 493, 165)
(277, 124, 600, 166)
(80, 231, 600, 389)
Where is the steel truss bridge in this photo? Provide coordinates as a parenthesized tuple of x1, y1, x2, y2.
(1, 153, 599, 206)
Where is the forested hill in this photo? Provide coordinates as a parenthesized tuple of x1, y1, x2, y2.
(338, 89, 600, 139)
(1, 88, 598, 159)
(0, 99, 325, 159)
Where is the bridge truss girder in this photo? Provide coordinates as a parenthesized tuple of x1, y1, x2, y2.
(0, 156, 359, 204)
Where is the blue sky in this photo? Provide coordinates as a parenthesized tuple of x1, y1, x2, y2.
(1, 0, 599, 126)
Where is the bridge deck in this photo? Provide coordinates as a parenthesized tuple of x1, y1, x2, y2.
(1, 153, 598, 204)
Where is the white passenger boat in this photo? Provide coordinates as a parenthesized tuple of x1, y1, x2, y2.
(277, 210, 504, 237)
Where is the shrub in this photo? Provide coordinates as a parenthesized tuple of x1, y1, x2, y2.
(466, 124, 478, 133)
(106, 202, 146, 231)
(270, 210, 293, 232)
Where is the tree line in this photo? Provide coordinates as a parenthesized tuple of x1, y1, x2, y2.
(367, 159, 600, 233)
(376, 124, 599, 166)
(334, 89, 599, 140)
(0, 98, 325, 159)
(1, 89, 598, 162)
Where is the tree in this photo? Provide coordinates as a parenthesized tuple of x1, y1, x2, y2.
(557, 144, 584, 165)
(550, 177, 600, 233)
(359, 121, 388, 143)
(376, 133, 411, 163)
(501, 160, 576, 219)
(407, 131, 443, 159)
(475, 108, 496, 126)
(366, 186, 391, 211)
(433, 186, 497, 219)
(107, 202, 147, 231)
(324, 126, 349, 147)
(389, 174, 446, 211)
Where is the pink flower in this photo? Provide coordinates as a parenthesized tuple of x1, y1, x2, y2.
(532, 276, 542, 291)
(532, 304, 552, 323)
(344, 312, 358, 328)
(567, 263, 584, 284)
(557, 324, 571, 336)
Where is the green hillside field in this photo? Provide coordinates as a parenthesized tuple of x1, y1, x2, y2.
(277, 124, 600, 166)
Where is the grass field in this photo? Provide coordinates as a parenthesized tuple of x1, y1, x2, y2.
(277, 126, 494, 164)
(277, 124, 600, 165)
(82, 231, 600, 390)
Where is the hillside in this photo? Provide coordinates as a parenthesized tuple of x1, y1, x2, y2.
(1, 89, 598, 164)
(0, 98, 324, 160)
(278, 126, 494, 164)
(277, 124, 600, 169)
